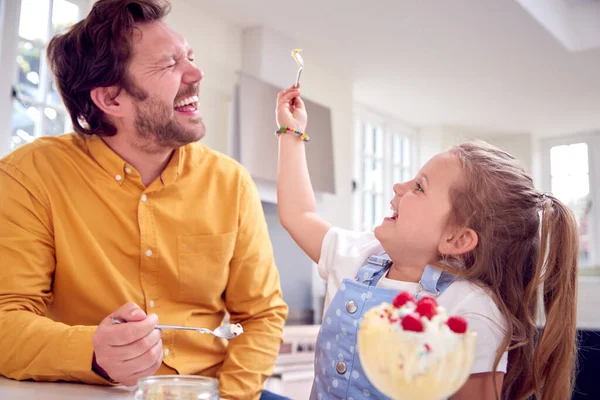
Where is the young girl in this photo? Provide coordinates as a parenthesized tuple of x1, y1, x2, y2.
(275, 87, 578, 400)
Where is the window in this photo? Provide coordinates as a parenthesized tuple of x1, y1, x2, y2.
(3, 0, 88, 151)
(541, 133, 600, 276)
(354, 108, 416, 231)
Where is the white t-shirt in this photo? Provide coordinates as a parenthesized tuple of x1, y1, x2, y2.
(318, 227, 508, 374)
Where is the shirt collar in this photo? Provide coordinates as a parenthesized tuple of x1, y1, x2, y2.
(85, 134, 185, 188)
(158, 146, 184, 188)
(85, 135, 130, 186)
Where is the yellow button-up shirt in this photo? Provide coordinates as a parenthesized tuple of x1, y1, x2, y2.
(0, 134, 288, 399)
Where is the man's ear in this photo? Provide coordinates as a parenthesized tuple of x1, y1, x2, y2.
(90, 86, 127, 118)
(438, 227, 478, 256)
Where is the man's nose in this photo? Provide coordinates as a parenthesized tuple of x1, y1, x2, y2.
(183, 63, 203, 85)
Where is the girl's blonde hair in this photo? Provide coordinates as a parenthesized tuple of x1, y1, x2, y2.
(449, 141, 579, 399)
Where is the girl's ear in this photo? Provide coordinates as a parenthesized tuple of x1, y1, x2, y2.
(438, 227, 478, 256)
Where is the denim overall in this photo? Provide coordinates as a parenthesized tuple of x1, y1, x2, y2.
(311, 254, 455, 399)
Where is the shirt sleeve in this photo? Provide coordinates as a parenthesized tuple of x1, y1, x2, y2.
(317, 227, 384, 313)
(0, 163, 110, 384)
(452, 289, 509, 374)
(218, 169, 288, 400)
(317, 227, 382, 281)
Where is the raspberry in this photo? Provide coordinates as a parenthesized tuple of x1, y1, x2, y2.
(417, 296, 438, 308)
(415, 301, 437, 320)
(392, 291, 415, 308)
(446, 316, 468, 334)
(401, 313, 423, 332)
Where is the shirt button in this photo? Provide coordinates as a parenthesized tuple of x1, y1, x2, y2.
(124, 167, 132, 174)
(336, 361, 347, 375)
(149, 300, 155, 308)
(141, 194, 148, 202)
(145, 249, 153, 257)
(164, 348, 170, 357)
(115, 174, 122, 181)
(346, 300, 358, 314)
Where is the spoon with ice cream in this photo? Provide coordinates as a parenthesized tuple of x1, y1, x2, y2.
(111, 317, 243, 340)
(291, 48, 304, 88)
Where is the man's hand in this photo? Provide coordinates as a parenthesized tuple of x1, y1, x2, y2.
(92, 302, 163, 386)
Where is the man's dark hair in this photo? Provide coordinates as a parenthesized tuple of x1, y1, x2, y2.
(46, 0, 171, 136)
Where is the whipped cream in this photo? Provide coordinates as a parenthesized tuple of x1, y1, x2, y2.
(229, 323, 244, 337)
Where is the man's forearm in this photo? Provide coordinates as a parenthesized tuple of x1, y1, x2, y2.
(0, 309, 110, 384)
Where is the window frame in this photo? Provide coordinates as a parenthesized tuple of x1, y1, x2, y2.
(353, 105, 418, 231)
(0, 0, 92, 155)
(540, 131, 600, 274)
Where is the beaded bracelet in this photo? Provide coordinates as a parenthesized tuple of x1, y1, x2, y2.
(275, 125, 310, 142)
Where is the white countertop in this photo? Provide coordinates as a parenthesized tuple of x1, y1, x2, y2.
(0, 377, 134, 399)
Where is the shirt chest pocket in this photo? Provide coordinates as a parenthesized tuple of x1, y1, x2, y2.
(177, 233, 236, 305)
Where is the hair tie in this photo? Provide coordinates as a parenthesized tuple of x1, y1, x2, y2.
(538, 192, 553, 208)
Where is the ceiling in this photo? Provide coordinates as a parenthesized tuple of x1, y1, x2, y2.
(189, 0, 600, 136)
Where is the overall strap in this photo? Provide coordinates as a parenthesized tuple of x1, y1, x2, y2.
(355, 254, 392, 286)
(416, 264, 456, 299)
(357, 254, 457, 296)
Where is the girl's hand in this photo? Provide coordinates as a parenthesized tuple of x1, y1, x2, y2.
(276, 86, 307, 133)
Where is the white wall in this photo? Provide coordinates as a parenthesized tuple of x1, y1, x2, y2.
(170, 6, 355, 230)
(418, 125, 534, 174)
(165, 3, 242, 155)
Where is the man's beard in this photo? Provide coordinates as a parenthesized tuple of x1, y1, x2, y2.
(129, 86, 204, 152)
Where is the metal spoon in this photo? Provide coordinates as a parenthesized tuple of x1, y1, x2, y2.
(291, 48, 304, 87)
(111, 317, 243, 340)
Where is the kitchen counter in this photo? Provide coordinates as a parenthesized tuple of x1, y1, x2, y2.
(0, 377, 134, 399)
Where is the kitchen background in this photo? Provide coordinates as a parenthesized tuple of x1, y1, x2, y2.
(1, 0, 599, 398)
